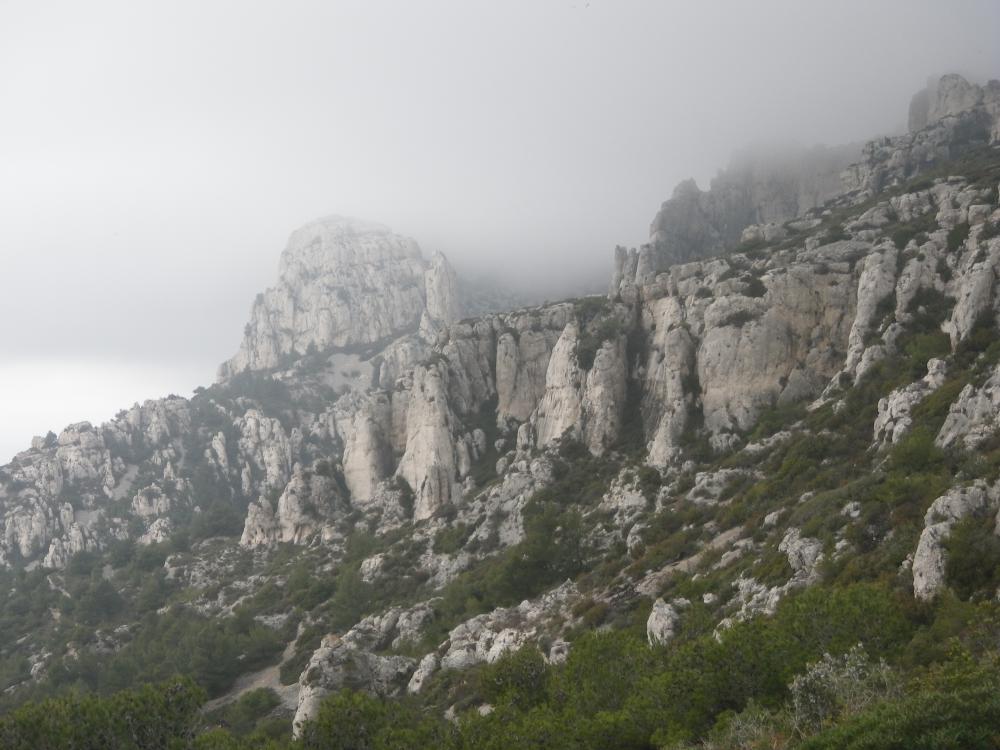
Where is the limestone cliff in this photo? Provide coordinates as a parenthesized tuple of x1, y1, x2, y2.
(220, 216, 462, 377)
(3, 74, 1000, 734)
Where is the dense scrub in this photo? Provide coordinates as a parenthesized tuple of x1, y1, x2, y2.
(2, 585, 998, 749)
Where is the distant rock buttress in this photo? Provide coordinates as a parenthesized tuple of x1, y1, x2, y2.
(220, 216, 462, 378)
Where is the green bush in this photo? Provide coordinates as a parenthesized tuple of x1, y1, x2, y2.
(946, 222, 970, 252)
(801, 653, 1000, 750)
(0, 677, 205, 750)
(944, 515, 1000, 600)
(478, 646, 549, 711)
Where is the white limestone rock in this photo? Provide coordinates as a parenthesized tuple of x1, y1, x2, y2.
(439, 581, 578, 671)
(944, 237, 1000, 348)
(293, 634, 416, 737)
(580, 336, 628, 455)
(646, 597, 689, 646)
(239, 469, 345, 548)
(845, 244, 898, 376)
(873, 359, 948, 447)
(912, 482, 995, 600)
(937, 363, 1000, 451)
(407, 653, 439, 694)
(779, 528, 824, 584)
(236, 409, 293, 496)
(221, 216, 461, 376)
(532, 322, 585, 448)
(395, 364, 462, 521)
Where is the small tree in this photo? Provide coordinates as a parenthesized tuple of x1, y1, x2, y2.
(789, 644, 899, 737)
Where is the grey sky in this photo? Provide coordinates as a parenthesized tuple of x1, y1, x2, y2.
(2, 0, 999, 462)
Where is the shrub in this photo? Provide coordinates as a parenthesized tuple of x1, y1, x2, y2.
(478, 646, 549, 710)
(944, 515, 1000, 600)
(0, 677, 205, 750)
(800, 652, 1000, 750)
(789, 645, 900, 737)
(946, 222, 970, 252)
(742, 276, 767, 298)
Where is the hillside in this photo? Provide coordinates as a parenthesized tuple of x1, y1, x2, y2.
(2, 73, 1000, 748)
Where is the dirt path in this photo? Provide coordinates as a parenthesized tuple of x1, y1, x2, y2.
(202, 636, 300, 713)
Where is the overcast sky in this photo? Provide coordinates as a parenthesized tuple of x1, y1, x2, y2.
(2, 0, 999, 462)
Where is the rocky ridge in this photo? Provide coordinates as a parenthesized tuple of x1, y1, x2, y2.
(1, 74, 1000, 736)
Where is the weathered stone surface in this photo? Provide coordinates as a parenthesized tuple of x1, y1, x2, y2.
(532, 322, 585, 448)
(293, 634, 416, 736)
(236, 410, 293, 496)
(912, 482, 995, 600)
(874, 359, 948, 447)
(937, 362, 1000, 451)
(638, 142, 861, 274)
(439, 581, 578, 671)
(221, 216, 461, 376)
(646, 597, 689, 646)
(395, 364, 462, 521)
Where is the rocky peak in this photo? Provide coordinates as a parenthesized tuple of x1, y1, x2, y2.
(219, 216, 462, 377)
(622, 75, 1000, 288)
(908, 73, 997, 133)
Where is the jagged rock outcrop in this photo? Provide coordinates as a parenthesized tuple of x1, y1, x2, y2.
(908, 74, 1000, 140)
(293, 634, 416, 736)
(626, 247, 857, 457)
(944, 233, 1000, 347)
(220, 217, 462, 376)
(640, 143, 862, 274)
(646, 597, 689, 646)
(438, 581, 579, 672)
(779, 528, 824, 586)
(236, 410, 294, 497)
(3, 73, 1000, 734)
(395, 363, 463, 521)
(240, 469, 346, 548)
(912, 482, 997, 600)
(937, 363, 1000, 450)
(846, 74, 1000, 198)
(0, 397, 191, 568)
(873, 359, 948, 447)
(613, 74, 999, 290)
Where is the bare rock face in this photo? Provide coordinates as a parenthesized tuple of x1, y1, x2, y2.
(339, 394, 393, 505)
(944, 235, 1000, 348)
(912, 482, 996, 600)
(239, 498, 277, 548)
(240, 468, 346, 548)
(874, 359, 948, 447)
(220, 216, 461, 376)
(629, 250, 855, 457)
(529, 322, 627, 454)
(937, 363, 1000, 451)
(424, 251, 462, 326)
(396, 364, 463, 521)
(440, 581, 578, 671)
(581, 336, 628, 455)
(844, 244, 898, 376)
(643, 143, 862, 273)
(495, 305, 573, 425)
(532, 322, 586, 447)
(0, 396, 192, 568)
(646, 597, 689, 646)
(908, 73, 993, 133)
(293, 634, 416, 737)
(236, 410, 293, 497)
